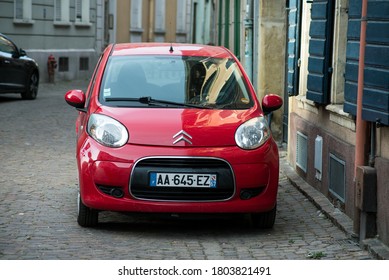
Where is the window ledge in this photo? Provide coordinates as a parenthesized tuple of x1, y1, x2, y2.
(326, 104, 356, 131)
(74, 22, 92, 28)
(54, 21, 72, 27)
(295, 95, 319, 114)
(13, 19, 35, 25)
(130, 28, 144, 33)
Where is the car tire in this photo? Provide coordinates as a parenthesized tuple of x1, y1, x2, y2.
(77, 192, 98, 227)
(21, 71, 39, 100)
(249, 205, 276, 229)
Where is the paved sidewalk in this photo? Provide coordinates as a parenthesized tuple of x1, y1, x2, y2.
(279, 146, 389, 260)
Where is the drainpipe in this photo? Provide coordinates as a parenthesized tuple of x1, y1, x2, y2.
(244, 0, 253, 81)
(353, 0, 368, 234)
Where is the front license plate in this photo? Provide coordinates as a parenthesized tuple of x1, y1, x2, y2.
(149, 172, 217, 188)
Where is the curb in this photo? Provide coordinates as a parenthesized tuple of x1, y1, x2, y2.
(279, 150, 389, 260)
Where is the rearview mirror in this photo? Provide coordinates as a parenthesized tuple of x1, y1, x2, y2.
(65, 89, 86, 109)
(262, 94, 283, 115)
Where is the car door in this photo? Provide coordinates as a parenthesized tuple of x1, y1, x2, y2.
(0, 35, 26, 92)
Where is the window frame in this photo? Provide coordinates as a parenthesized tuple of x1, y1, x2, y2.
(74, 0, 91, 26)
(13, 0, 34, 24)
(54, 0, 71, 26)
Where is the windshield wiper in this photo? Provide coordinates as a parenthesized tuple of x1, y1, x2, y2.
(104, 96, 206, 109)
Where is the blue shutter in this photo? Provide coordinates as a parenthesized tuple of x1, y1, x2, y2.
(344, 0, 389, 126)
(344, 0, 363, 116)
(287, 0, 301, 96)
(306, 0, 334, 104)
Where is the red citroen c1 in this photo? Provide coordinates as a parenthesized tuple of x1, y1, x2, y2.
(65, 43, 283, 228)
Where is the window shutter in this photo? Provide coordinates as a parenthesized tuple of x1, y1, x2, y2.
(287, 0, 301, 96)
(343, 0, 360, 116)
(362, 1, 389, 126)
(306, 0, 334, 104)
(344, 0, 389, 126)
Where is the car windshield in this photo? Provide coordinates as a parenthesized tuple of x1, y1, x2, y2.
(99, 55, 253, 109)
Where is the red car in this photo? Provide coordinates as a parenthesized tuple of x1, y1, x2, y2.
(65, 43, 283, 228)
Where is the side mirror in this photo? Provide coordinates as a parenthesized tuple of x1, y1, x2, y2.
(262, 94, 283, 115)
(65, 89, 86, 109)
(19, 48, 27, 57)
(12, 48, 26, 58)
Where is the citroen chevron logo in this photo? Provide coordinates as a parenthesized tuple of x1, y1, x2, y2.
(172, 130, 193, 145)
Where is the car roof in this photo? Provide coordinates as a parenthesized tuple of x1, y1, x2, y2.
(111, 43, 234, 59)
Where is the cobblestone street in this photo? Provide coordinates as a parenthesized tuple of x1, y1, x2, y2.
(0, 80, 374, 260)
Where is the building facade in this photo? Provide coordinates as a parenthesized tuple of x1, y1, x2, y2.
(286, 0, 389, 247)
(0, 0, 104, 83)
(106, 0, 192, 45)
(214, 0, 389, 248)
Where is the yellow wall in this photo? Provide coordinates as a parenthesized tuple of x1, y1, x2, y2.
(116, 0, 130, 43)
(256, 0, 286, 139)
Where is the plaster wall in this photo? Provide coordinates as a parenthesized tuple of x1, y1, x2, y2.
(256, 0, 286, 139)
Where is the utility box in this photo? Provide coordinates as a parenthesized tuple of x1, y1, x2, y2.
(355, 166, 377, 212)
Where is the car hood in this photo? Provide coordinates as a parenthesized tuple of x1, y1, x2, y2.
(95, 107, 258, 147)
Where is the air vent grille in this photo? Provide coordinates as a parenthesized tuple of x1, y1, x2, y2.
(329, 153, 346, 202)
(296, 132, 308, 172)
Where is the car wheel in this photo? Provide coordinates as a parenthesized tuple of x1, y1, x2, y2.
(21, 72, 39, 100)
(77, 192, 98, 227)
(249, 205, 276, 229)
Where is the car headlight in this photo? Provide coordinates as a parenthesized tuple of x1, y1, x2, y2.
(87, 114, 128, 147)
(235, 117, 271, 150)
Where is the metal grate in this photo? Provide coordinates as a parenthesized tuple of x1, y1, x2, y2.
(329, 153, 345, 202)
(296, 132, 308, 172)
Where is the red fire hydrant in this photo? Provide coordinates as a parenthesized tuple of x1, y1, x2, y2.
(47, 54, 57, 83)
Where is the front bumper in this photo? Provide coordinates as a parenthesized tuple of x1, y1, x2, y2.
(77, 137, 279, 214)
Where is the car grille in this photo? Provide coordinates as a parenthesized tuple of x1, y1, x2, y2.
(130, 157, 235, 201)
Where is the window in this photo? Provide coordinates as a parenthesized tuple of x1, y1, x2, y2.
(154, 0, 166, 42)
(0, 36, 17, 55)
(100, 56, 253, 109)
(75, 0, 90, 23)
(344, 0, 389, 126)
(79, 57, 89, 71)
(130, 0, 143, 42)
(286, 0, 302, 97)
(58, 57, 69, 72)
(306, 0, 335, 104)
(304, 0, 348, 106)
(14, 0, 32, 22)
(176, 0, 187, 33)
(130, 0, 142, 30)
(54, 0, 70, 23)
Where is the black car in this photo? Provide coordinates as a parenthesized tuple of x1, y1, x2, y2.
(0, 33, 39, 100)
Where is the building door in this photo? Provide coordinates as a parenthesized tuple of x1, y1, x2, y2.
(283, 0, 302, 143)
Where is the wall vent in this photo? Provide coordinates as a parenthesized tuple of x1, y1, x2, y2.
(296, 132, 308, 172)
(314, 136, 323, 181)
(329, 153, 346, 202)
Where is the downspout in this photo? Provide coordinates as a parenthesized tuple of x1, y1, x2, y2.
(353, 0, 368, 234)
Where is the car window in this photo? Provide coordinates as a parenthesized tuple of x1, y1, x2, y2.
(0, 36, 17, 55)
(99, 55, 253, 109)
(85, 53, 104, 109)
